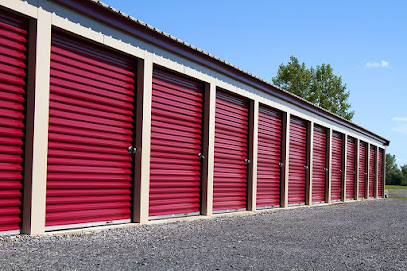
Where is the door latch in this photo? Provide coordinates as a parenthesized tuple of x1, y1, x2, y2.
(324, 168, 329, 172)
(197, 153, 205, 159)
(304, 166, 309, 170)
(127, 146, 136, 154)
(244, 159, 250, 165)
(278, 162, 283, 168)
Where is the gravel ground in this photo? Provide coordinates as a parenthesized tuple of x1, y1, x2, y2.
(0, 199, 406, 270)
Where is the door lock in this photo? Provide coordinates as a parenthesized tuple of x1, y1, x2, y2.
(127, 146, 136, 154)
(244, 159, 250, 165)
(198, 153, 205, 159)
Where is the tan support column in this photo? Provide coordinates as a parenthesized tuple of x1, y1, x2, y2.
(133, 56, 153, 223)
(366, 143, 370, 199)
(306, 121, 313, 205)
(382, 148, 386, 198)
(326, 128, 332, 203)
(247, 100, 259, 211)
(280, 112, 290, 208)
(22, 9, 51, 235)
(355, 139, 360, 200)
(375, 146, 379, 198)
(342, 134, 347, 202)
(201, 82, 216, 216)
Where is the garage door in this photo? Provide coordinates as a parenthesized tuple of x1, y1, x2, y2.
(312, 125, 327, 203)
(369, 145, 376, 198)
(378, 149, 384, 198)
(46, 33, 136, 230)
(213, 90, 249, 212)
(346, 137, 356, 200)
(358, 141, 367, 199)
(149, 68, 204, 218)
(257, 105, 283, 208)
(288, 116, 308, 205)
(331, 132, 343, 201)
(0, 13, 28, 235)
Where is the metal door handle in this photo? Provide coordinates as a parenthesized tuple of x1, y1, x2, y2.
(304, 166, 309, 170)
(127, 146, 136, 154)
(324, 168, 329, 172)
(244, 159, 250, 165)
(278, 162, 283, 168)
(198, 153, 205, 159)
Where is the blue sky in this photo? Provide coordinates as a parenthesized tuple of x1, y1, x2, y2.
(101, 0, 407, 167)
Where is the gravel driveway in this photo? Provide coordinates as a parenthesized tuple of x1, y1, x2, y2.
(0, 199, 406, 270)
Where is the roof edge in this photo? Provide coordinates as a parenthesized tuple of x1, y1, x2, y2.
(51, 0, 390, 146)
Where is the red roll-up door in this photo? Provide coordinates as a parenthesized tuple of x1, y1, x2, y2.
(346, 137, 356, 200)
(256, 105, 283, 208)
(288, 116, 307, 205)
(312, 125, 327, 203)
(149, 68, 204, 218)
(213, 90, 249, 212)
(331, 132, 343, 201)
(358, 141, 367, 199)
(46, 32, 136, 229)
(378, 149, 384, 197)
(0, 13, 28, 235)
(369, 145, 376, 198)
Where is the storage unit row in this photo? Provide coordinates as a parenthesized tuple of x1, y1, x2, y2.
(0, 1, 388, 235)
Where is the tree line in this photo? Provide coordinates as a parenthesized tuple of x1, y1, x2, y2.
(386, 153, 407, 186)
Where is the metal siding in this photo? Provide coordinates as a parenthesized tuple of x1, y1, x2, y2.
(288, 116, 307, 205)
(256, 106, 283, 208)
(378, 149, 384, 197)
(358, 142, 367, 199)
(149, 68, 204, 218)
(369, 145, 376, 198)
(46, 33, 136, 228)
(213, 91, 249, 212)
(346, 137, 356, 200)
(0, 13, 28, 234)
(312, 125, 327, 203)
(331, 132, 343, 201)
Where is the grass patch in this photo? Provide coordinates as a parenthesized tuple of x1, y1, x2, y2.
(390, 196, 407, 200)
(386, 185, 407, 190)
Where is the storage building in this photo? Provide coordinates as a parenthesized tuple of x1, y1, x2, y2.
(0, 0, 389, 235)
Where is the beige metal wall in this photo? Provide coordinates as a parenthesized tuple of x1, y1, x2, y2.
(0, 0, 388, 235)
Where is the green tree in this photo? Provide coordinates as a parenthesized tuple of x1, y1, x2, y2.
(386, 153, 403, 185)
(272, 56, 354, 120)
(400, 164, 407, 186)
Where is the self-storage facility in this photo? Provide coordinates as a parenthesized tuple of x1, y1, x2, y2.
(0, 0, 389, 236)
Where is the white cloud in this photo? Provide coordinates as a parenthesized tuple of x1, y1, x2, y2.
(393, 117, 407, 121)
(365, 60, 389, 69)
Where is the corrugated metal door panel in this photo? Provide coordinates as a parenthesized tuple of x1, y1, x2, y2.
(46, 32, 136, 229)
(149, 68, 204, 218)
(312, 125, 327, 203)
(331, 131, 343, 201)
(256, 105, 283, 208)
(213, 90, 249, 212)
(358, 141, 367, 199)
(0, 13, 28, 234)
(288, 116, 307, 205)
(346, 137, 356, 200)
(378, 149, 384, 197)
(369, 145, 376, 198)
